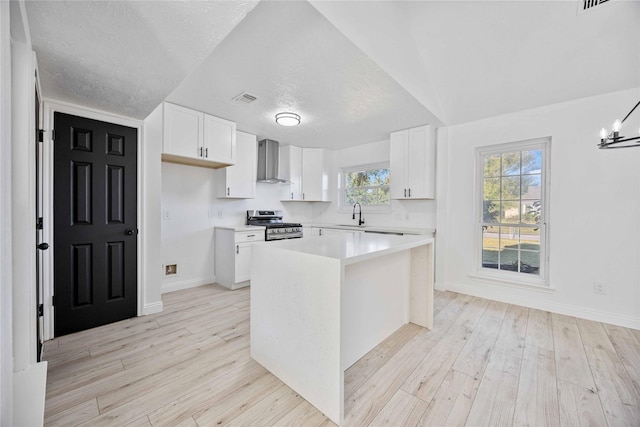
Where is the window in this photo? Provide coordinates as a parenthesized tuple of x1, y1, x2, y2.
(341, 163, 390, 208)
(477, 138, 549, 286)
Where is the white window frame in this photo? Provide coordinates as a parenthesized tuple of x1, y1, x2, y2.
(338, 162, 391, 213)
(472, 137, 551, 289)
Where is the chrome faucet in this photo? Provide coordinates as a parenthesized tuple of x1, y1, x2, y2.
(352, 202, 365, 226)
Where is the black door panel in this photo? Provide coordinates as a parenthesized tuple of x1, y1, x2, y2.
(54, 112, 137, 336)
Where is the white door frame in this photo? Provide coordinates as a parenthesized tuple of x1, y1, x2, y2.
(41, 99, 145, 340)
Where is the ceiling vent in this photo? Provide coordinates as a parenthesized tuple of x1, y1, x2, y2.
(577, 0, 610, 15)
(232, 91, 258, 104)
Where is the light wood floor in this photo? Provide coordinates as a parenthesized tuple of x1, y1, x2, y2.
(43, 284, 640, 426)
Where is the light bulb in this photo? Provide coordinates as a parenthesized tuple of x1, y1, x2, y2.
(612, 119, 622, 132)
(600, 128, 608, 140)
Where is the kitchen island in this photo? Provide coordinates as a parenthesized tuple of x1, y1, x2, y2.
(250, 232, 434, 425)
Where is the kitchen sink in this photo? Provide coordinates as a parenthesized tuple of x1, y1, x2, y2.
(334, 224, 366, 228)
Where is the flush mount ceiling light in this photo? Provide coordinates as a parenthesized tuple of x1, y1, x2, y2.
(598, 100, 640, 149)
(275, 112, 300, 127)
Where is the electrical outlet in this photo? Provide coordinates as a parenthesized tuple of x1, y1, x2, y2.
(218, 210, 223, 219)
(165, 264, 177, 276)
(593, 282, 606, 295)
(162, 210, 170, 220)
(208, 209, 215, 218)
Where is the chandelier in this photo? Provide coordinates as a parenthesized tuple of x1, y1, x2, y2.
(598, 100, 640, 149)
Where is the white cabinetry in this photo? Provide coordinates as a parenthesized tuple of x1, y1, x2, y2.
(217, 131, 256, 198)
(302, 148, 328, 201)
(280, 146, 328, 202)
(204, 114, 236, 165)
(161, 102, 236, 169)
(214, 228, 265, 289)
(279, 145, 303, 200)
(308, 227, 358, 237)
(390, 125, 436, 199)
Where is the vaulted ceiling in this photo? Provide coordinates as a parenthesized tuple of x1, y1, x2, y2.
(25, 0, 640, 149)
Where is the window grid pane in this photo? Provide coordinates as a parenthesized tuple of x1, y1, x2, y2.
(343, 165, 390, 207)
(480, 224, 541, 276)
(480, 145, 545, 278)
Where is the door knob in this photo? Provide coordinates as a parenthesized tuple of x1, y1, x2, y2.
(37, 243, 49, 250)
(125, 229, 134, 236)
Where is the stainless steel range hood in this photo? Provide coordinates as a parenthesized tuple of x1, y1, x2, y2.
(257, 139, 288, 183)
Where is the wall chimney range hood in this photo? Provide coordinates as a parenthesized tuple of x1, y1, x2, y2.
(257, 139, 288, 183)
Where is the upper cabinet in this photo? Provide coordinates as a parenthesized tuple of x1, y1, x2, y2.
(280, 146, 329, 202)
(217, 131, 257, 199)
(161, 102, 236, 169)
(390, 125, 436, 199)
(279, 145, 303, 200)
(302, 148, 329, 201)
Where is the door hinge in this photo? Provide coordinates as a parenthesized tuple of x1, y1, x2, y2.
(52, 295, 55, 306)
(38, 304, 43, 317)
(36, 217, 43, 230)
(37, 129, 45, 142)
(51, 130, 55, 141)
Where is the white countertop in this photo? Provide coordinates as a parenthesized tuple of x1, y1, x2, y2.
(214, 225, 265, 232)
(305, 223, 435, 236)
(261, 232, 434, 265)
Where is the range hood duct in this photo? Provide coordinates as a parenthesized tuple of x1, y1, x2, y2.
(257, 139, 288, 183)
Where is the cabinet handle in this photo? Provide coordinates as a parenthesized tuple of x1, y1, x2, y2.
(302, 193, 305, 200)
(404, 189, 407, 197)
(236, 245, 239, 254)
(247, 234, 255, 238)
(408, 188, 411, 198)
(205, 148, 208, 158)
(291, 192, 293, 200)
(227, 187, 230, 196)
(200, 147, 203, 157)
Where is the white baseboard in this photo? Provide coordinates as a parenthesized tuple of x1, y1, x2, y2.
(161, 276, 217, 294)
(142, 301, 163, 316)
(14, 361, 48, 427)
(445, 282, 640, 330)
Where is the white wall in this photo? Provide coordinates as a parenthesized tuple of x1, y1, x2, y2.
(160, 160, 313, 292)
(312, 138, 437, 229)
(10, 0, 37, 374)
(0, 1, 13, 423)
(437, 87, 640, 329)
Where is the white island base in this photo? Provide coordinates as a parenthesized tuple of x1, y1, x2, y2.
(250, 233, 434, 425)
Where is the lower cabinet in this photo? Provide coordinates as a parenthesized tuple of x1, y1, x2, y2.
(308, 227, 358, 237)
(214, 228, 265, 289)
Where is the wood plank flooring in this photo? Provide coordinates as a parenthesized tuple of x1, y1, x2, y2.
(43, 284, 640, 426)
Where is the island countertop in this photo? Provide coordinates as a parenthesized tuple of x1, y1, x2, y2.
(260, 232, 434, 265)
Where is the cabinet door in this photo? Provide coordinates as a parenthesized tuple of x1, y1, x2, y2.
(163, 103, 203, 159)
(235, 242, 252, 282)
(407, 125, 435, 199)
(390, 130, 409, 199)
(302, 148, 327, 201)
(223, 131, 256, 198)
(279, 145, 303, 200)
(204, 114, 236, 164)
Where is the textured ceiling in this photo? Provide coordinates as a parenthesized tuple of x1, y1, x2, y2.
(167, 0, 432, 149)
(403, 0, 640, 125)
(25, 0, 259, 119)
(24, 0, 640, 147)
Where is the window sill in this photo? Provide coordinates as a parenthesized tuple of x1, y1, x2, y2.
(468, 271, 554, 293)
(337, 206, 392, 215)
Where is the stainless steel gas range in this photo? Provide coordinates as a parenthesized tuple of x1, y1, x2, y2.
(246, 210, 303, 241)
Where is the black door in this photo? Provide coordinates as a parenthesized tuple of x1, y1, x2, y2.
(53, 112, 138, 336)
(35, 86, 44, 361)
